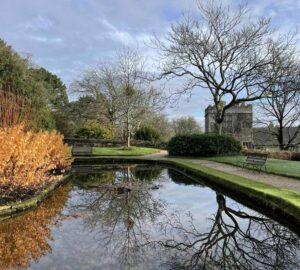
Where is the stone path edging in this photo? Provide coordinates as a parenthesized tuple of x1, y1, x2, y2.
(190, 159, 300, 193)
(0, 174, 71, 219)
(142, 151, 300, 194)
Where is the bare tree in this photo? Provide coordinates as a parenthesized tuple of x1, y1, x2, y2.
(70, 165, 165, 269)
(154, 0, 279, 134)
(72, 48, 163, 146)
(71, 63, 122, 136)
(158, 192, 300, 270)
(256, 37, 300, 150)
(116, 48, 163, 147)
(172, 116, 202, 135)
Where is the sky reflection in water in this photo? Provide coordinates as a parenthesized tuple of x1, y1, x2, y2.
(0, 164, 299, 270)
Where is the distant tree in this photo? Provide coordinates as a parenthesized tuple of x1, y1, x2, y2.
(138, 112, 174, 142)
(72, 48, 164, 146)
(30, 67, 68, 109)
(172, 116, 202, 135)
(68, 96, 105, 125)
(116, 48, 163, 147)
(71, 63, 122, 136)
(256, 37, 300, 150)
(0, 39, 29, 94)
(76, 121, 113, 139)
(52, 109, 77, 137)
(0, 38, 62, 130)
(134, 126, 160, 142)
(154, 1, 286, 134)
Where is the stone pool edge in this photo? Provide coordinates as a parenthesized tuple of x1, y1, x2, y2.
(73, 156, 300, 227)
(0, 173, 71, 219)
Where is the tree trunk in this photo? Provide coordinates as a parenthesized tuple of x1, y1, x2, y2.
(215, 122, 223, 135)
(214, 104, 224, 135)
(126, 112, 131, 148)
(278, 124, 284, 150)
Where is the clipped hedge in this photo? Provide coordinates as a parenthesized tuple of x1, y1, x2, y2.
(167, 134, 241, 157)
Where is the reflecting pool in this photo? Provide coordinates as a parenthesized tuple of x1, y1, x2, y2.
(0, 164, 299, 270)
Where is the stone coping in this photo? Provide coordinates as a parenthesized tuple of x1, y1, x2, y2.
(0, 174, 71, 220)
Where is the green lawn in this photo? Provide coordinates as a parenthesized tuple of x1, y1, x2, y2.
(206, 155, 300, 179)
(92, 146, 160, 156)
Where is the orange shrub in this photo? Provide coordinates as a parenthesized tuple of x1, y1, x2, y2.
(0, 124, 72, 200)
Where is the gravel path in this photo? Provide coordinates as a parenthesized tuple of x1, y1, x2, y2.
(142, 150, 168, 159)
(189, 159, 300, 193)
(143, 151, 300, 193)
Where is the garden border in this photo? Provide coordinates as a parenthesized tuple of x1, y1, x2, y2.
(0, 173, 71, 220)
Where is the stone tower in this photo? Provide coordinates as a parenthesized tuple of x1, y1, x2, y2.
(205, 103, 253, 147)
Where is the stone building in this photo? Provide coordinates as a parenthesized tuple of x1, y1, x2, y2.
(205, 103, 253, 147)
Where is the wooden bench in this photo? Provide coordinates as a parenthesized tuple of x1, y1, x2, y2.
(72, 146, 93, 156)
(242, 153, 268, 171)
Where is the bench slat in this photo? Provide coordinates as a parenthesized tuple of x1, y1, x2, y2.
(243, 153, 268, 171)
(72, 146, 93, 156)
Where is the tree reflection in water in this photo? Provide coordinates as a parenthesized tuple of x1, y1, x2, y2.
(158, 192, 300, 270)
(2, 165, 299, 270)
(71, 165, 166, 268)
(0, 183, 71, 270)
(71, 166, 300, 270)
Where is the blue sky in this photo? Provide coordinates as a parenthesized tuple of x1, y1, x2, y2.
(1, 0, 300, 125)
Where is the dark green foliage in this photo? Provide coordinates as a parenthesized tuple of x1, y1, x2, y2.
(132, 165, 163, 181)
(30, 67, 68, 109)
(75, 121, 113, 139)
(0, 38, 69, 131)
(167, 169, 199, 186)
(167, 134, 241, 156)
(0, 39, 28, 93)
(135, 126, 160, 142)
(291, 152, 300, 161)
(74, 172, 114, 188)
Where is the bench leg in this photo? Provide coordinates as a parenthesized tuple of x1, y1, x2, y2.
(264, 165, 267, 173)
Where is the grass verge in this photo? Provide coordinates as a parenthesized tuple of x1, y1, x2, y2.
(205, 155, 300, 180)
(92, 146, 160, 156)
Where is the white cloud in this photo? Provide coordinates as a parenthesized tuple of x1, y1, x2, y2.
(30, 36, 63, 43)
(1, 0, 300, 119)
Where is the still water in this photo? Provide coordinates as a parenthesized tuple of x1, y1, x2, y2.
(0, 164, 299, 270)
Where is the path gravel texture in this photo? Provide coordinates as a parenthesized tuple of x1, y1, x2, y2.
(143, 151, 300, 193)
(189, 159, 300, 193)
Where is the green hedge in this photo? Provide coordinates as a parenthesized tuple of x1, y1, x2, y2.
(167, 134, 241, 156)
(134, 126, 160, 142)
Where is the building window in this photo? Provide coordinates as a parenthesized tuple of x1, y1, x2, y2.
(243, 142, 252, 148)
(242, 122, 251, 128)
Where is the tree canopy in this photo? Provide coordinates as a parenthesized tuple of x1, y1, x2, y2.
(0, 38, 69, 131)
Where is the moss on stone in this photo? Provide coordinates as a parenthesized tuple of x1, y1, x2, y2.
(0, 174, 71, 218)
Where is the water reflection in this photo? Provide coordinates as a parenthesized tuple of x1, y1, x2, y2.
(159, 192, 300, 270)
(70, 165, 165, 268)
(0, 183, 71, 270)
(0, 165, 299, 270)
